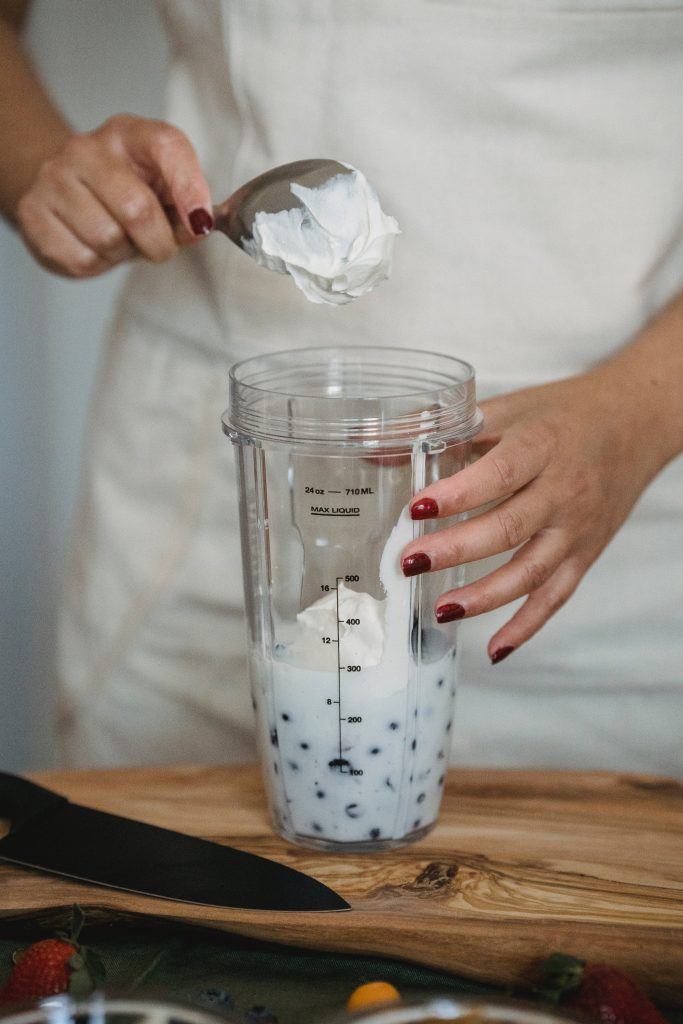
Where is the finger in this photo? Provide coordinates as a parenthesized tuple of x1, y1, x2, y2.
(409, 430, 549, 521)
(45, 175, 137, 264)
(433, 529, 569, 622)
(19, 198, 110, 278)
(118, 117, 214, 239)
(486, 559, 583, 663)
(80, 151, 179, 262)
(401, 484, 551, 576)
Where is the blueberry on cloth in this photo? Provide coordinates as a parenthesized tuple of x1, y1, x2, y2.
(369, 827, 381, 839)
(199, 990, 234, 1011)
(270, 729, 278, 747)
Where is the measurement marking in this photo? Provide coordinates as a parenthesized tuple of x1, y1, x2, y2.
(328, 490, 342, 493)
(311, 512, 360, 517)
(336, 577, 343, 768)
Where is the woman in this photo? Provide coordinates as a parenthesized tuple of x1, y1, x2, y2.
(1, 0, 682, 772)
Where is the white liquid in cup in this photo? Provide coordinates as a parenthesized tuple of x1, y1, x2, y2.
(252, 509, 456, 849)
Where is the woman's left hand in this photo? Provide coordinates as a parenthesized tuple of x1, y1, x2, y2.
(401, 353, 679, 663)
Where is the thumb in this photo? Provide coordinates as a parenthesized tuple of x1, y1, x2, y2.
(121, 117, 214, 239)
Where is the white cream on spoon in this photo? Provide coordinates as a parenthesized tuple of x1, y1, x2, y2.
(210, 158, 399, 305)
(242, 166, 400, 305)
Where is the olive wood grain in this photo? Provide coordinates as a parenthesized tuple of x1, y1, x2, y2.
(1, 765, 681, 1003)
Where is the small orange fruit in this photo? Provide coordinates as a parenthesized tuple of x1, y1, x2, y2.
(347, 981, 401, 1012)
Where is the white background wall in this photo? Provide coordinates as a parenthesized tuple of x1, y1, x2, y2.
(0, 0, 167, 770)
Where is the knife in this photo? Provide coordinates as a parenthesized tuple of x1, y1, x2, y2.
(0, 772, 349, 912)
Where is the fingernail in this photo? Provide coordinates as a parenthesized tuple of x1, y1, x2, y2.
(402, 552, 431, 577)
(436, 603, 466, 623)
(410, 498, 439, 520)
(189, 208, 213, 236)
(491, 645, 515, 665)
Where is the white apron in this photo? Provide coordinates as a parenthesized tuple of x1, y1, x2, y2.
(58, 0, 683, 774)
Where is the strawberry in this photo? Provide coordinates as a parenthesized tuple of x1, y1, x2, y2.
(0, 906, 103, 1006)
(539, 953, 668, 1024)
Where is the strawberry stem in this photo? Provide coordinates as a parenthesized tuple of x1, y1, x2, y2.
(537, 953, 586, 1003)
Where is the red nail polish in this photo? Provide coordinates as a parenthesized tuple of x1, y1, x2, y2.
(401, 552, 431, 577)
(491, 645, 515, 665)
(410, 498, 439, 520)
(436, 603, 466, 623)
(189, 208, 213, 236)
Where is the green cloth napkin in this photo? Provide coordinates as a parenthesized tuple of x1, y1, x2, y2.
(1, 920, 680, 1024)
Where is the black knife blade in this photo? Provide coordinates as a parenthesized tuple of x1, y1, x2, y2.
(0, 772, 349, 912)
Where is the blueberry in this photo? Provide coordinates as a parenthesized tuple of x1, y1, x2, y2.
(437, 678, 444, 687)
(413, 819, 421, 829)
(411, 739, 417, 750)
(345, 803, 362, 818)
(312, 823, 323, 834)
(437, 749, 445, 760)
(369, 828, 381, 839)
(369, 747, 381, 755)
(446, 719, 452, 732)
(288, 760, 299, 771)
(417, 792, 426, 803)
(300, 741, 310, 749)
(385, 777, 395, 790)
(270, 729, 278, 747)
(200, 989, 234, 1010)
(438, 774, 445, 786)
(316, 789, 325, 799)
(281, 713, 290, 721)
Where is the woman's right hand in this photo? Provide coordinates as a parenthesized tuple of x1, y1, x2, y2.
(16, 113, 214, 278)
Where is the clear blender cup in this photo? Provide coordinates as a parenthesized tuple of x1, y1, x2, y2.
(224, 346, 481, 852)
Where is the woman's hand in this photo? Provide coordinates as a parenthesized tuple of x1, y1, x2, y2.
(15, 114, 213, 278)
(401, 307, 683, 663)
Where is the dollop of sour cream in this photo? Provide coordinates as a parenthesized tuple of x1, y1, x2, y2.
(284, 582, 386, 670)
(242, 166, 400, 305)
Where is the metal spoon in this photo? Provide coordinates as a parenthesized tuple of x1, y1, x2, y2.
(211, 158, 353, 247)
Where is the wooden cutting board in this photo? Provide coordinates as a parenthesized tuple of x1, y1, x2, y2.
(1, 765, 682, 1004)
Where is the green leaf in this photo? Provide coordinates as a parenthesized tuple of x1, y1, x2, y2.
(69, 966, 95, 998)
(535, 953, 586, 1003)
(83, 949, 106, 984)
(69, 905, 86, 944)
